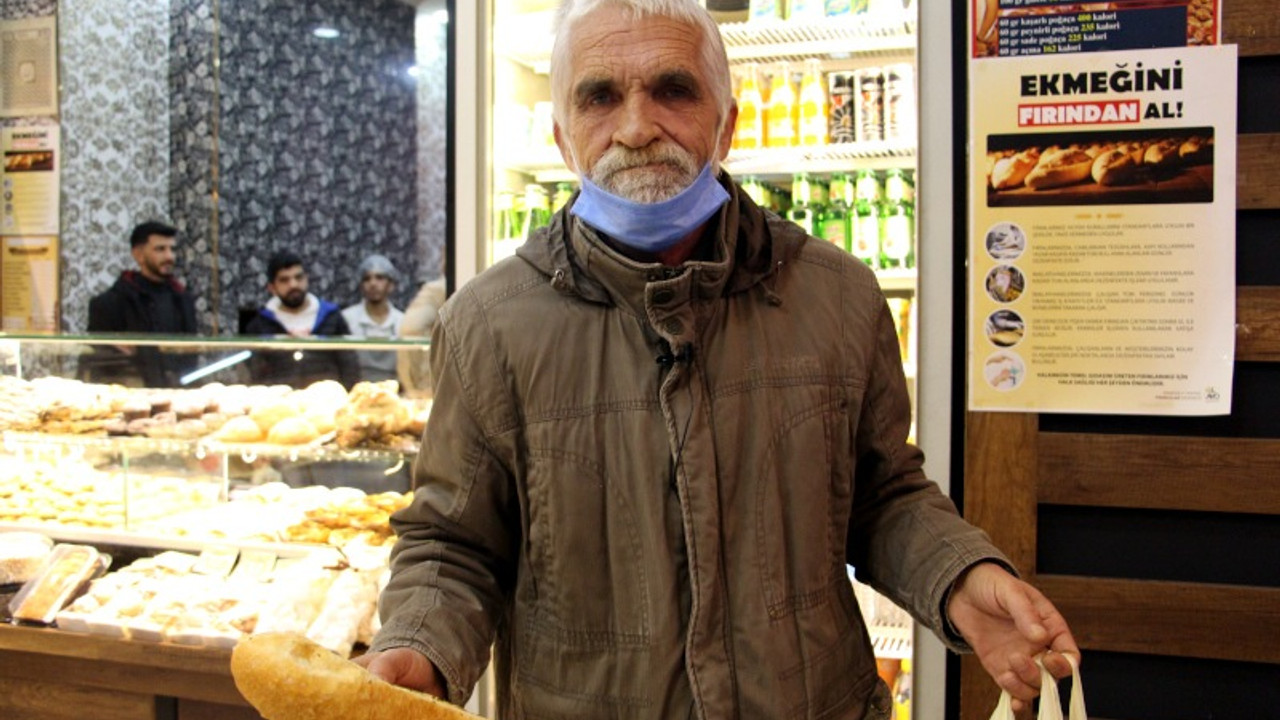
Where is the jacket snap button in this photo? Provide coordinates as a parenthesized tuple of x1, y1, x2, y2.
(663, 318, 684, 334)
(652, 289, 675, 304)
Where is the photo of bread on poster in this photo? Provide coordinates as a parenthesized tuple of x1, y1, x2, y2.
(985, 126, 1213, 207)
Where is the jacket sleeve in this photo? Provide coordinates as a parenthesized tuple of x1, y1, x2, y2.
(371, 292, 520, 705)
(844, 288, 1011, 654)
(86, 291, 119, 332)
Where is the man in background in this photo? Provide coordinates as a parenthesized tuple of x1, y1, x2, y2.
(342, 254, 404, 383)
(86, 221, 198, 387)
(242, 250, 359, 389)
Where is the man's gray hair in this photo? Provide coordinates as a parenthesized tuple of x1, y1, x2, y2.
(549, 0, 733, 130)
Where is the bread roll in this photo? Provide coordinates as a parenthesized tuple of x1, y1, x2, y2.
(250, 400, 300, 435)
(1024, 148, 1093, 190)
(215, 415, 265, 443)
(990, 148, 1039, 190)
(267, 416, 321, 445)
(1091, 148, 1142, 186)
(1142, 139, 1181, 168)
(230, 633, 479, 720)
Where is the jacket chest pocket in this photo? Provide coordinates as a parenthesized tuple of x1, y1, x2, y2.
(748, 386, 856, 619)
(522, 447, 651, 647)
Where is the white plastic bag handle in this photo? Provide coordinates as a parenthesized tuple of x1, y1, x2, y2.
(987, 655, 1085, 720)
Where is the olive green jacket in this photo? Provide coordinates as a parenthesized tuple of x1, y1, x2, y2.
(372, 173, 1008, 719)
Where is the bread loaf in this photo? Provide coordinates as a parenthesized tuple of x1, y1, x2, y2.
(231, 633, 480, 720)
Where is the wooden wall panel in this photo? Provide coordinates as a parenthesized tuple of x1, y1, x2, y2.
(1238, 134, 1280, 210)
(1224, 0, 1280, 56)
(1035, 575, 1280, 664)
(1238, 286, 1280, 361)
(0, 674, 154, 720)
(960, 412, 1040, 720)
(1038, 432, 1280, 513)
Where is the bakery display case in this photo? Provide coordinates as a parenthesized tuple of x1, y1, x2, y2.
(0, 332, 434, 720)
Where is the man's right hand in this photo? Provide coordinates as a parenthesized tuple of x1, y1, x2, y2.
(354, 647, 446, 699)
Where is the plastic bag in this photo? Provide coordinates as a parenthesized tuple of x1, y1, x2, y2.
(988, 655, 1085, 720)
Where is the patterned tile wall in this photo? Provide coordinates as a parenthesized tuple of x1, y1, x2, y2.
(214, 0, 420, 324)
(6, 0, 436, 335)
(3, 0, 170, 334)
(416, 8, 448, 283)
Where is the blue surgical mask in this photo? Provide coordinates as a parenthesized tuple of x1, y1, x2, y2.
(571, 163, 730, 253)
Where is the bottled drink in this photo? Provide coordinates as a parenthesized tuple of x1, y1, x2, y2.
(491, 191, 524, 265)
(766, 62, 797, 148)
(551, 182, 575, 213)
(494, 191, 519, 241)
(828, 71, 856, 144)
(819, 173, 851, 252)
(879, 168, 914, 269)
(798, 59, 828, 147)
(741, 175, 767, 208)
(736, 65, 765, 150)
(789, 0, 827, 20)
(521, 183, 551, 241)
(893, 658, 912, 720)
(748, 0, 785, 21)
(851, 169, 881, 267)
(785, 173, 818, 236)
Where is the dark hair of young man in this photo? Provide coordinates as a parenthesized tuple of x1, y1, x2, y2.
(267, 250, 305, 283)
(129, 221, 178, 248)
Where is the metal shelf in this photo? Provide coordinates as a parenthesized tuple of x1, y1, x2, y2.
(495, 13, 916, 74)
(503, 142, 917, 184)
(2, 431, 416, 464)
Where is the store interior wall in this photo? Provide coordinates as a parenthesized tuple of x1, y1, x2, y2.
(2, 0, 448, 336)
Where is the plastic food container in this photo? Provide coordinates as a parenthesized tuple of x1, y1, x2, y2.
(8, 544, 105, 624)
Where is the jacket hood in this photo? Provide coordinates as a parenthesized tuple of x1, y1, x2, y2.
(514, 170, 804, 306)
(258, 296, 341, 329)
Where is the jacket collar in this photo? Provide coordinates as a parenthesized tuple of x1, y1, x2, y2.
(516, 170, 800, 315)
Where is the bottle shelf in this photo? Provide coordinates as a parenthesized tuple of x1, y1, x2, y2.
(501, 142, 917, 184)
(495, 13, 916, 74)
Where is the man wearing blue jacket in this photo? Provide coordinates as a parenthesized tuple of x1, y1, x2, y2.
(242, 251, 359, 389)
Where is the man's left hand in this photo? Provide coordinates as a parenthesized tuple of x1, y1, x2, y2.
(947, 562, 1080, 712)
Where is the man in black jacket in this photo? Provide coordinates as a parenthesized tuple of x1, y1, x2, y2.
(86, 221, 198, 387)
(242, 251, 359, 389)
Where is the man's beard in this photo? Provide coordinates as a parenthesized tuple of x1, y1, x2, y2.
(144, 259, 174, 279)
(280, 289, 308, 309)
(589, 144, 700, 204)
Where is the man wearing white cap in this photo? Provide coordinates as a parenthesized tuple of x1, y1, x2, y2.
(342, 254, 405, 383)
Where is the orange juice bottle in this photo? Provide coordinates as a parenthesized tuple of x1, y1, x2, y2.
(799, 58, 828, 146)
(735, 64, 764, 150)
(766, 61, 797, 148)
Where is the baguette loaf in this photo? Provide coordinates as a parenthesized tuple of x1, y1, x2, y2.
(1024, 148, 1093, 190)
(231, 632, 480, 720)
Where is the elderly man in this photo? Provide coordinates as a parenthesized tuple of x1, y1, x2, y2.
(360, 1, 1078, 718)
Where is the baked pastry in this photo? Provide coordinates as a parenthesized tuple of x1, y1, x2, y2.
(990, 148, 1039, 190)
(231, 633, 480, 720)
(250, 400, 301, 435)
(1179, 135, 1213, 165)
(1024, 148, 1094, 190)
(267, 416, 321, 445)
(1091, 147, 1143, 186)
(1142, 139, 1181, 168)
(215, 415, 266, 443)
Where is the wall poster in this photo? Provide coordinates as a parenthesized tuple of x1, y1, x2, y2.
(2, 125, 59, 235)
(967, 45, 1237, 415)
(0, 15, 59, 118)
(2, 235, 59, 332)
(973, 0, 1222, 59)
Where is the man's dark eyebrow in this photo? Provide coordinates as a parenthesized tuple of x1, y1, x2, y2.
(657, 68, 701, 92)
(573, 76, 615, 104)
